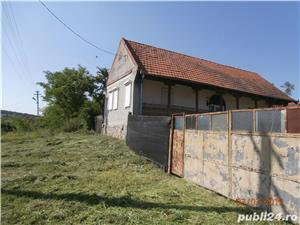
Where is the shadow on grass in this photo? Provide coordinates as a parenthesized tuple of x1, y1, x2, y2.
(2, 188, 251, 214)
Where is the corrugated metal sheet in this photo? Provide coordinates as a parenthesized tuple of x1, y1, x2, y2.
(256, 110, 285, 133)
(197, 115, 211, 130)
(232, 111, 253, 132)
(211, 113, 228, 131)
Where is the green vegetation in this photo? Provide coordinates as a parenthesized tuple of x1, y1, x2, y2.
(1, 116, 43, 133)
(38, 66, 108, 131)
(2, 132, 288, 225)
(2, 66, 108, 134)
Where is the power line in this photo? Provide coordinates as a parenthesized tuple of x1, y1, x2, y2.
(7, 3, 34, 82)
(2, 3, 35, 86)
(39, 0, 116, 56)
(2, 44, 34, 89)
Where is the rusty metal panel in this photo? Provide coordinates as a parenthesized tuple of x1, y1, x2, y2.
(231, 134, 270, 173)
(203, 132, 228, 165)
(287, 108, 300, 133)
(271, 136, 300, 182)
(171, 129, 184, 177)
(231, 167, 270, 210)
(184, 130, 204, 185)
(203, 161, 229, 197)
(270, 177, 300, 224)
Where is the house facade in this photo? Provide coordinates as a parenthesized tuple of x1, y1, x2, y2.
(104, 38, 293, 139)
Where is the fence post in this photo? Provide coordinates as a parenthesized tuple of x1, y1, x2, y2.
(228, 111, 233, 198)
(168, 115, 174, 174)
(182, 112, 186, 177)
(253, 109, 256, 132)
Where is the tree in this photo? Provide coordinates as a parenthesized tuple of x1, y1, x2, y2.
(92, 67, 109, 114)
(38, 65, 108, 130)
(280, 81, 295, 96)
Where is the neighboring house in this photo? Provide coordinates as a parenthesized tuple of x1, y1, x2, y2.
(104, 38, 294, 139)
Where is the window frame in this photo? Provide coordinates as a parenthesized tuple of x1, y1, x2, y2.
(107, 91, 113, 110)
(124, 82, 132, 108)
(112, 88, 119, 110)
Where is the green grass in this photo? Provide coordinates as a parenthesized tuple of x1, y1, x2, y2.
(1, 132, 289, 225)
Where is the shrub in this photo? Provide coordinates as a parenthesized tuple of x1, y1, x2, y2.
(1, 119, 16, 133)
(62, 117, 85, 132)
(11, 117, 42, 132)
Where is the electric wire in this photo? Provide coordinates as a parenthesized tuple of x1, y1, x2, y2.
(39, 0, 116, 56)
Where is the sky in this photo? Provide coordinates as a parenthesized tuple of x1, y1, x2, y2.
(1, 1, 299, 115)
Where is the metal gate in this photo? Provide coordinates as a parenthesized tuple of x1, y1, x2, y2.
(169, 114, 185, 177)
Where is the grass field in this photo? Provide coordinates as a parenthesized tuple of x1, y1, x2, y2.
(1, 132, 289, 225)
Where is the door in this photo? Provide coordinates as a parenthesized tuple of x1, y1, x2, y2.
(170, 115, 185, 177)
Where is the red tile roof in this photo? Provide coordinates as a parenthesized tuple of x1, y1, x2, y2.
(122, 38, 293, 101)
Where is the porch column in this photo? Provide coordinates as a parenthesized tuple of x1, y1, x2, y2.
(167, 84, 172, 115)
(254, 99, 258, 108)
(219, 94, 224, 111)
(194, 88, 199, 112)
(236, 96, 240, 109)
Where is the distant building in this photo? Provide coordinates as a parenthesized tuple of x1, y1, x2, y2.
(104, 38, 294, 138)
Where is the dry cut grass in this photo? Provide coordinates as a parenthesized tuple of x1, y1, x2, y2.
(1, 132, 289, 225)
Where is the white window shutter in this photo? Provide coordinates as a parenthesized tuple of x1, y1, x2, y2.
(124, 83, 131, 108)
(113, 89, 118, 110)
(108, 92, 113, 110)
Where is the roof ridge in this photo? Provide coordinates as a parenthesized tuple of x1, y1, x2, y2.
(125, 38, 260, 77)
(122, 38, 293, 101)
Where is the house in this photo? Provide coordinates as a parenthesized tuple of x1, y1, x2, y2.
(104, 38, 294, 139)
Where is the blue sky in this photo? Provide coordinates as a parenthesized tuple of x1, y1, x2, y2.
(2, 1, 299, 114)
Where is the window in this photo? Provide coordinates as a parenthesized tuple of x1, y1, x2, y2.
(107, 92, 113, 110)
(107, 89, 119, 111)
(112, 89, 119, 110)
(124, 82, 131, 108)
(209, 95, 226, 112)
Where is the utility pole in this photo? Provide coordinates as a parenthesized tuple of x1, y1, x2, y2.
(32, 91, 40, 116)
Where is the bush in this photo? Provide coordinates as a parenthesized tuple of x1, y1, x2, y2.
(62, 117, 85, 132)
(1, 116, 43, 133)
(11, 117, 42, 132)
(1, 119, 16, 133)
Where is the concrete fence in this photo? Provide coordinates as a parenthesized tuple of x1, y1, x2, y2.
(126, 115, 171, 170)
(169, 107, 300, 224)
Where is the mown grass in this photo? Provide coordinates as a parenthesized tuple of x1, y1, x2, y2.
(1, 132, 289, 225)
